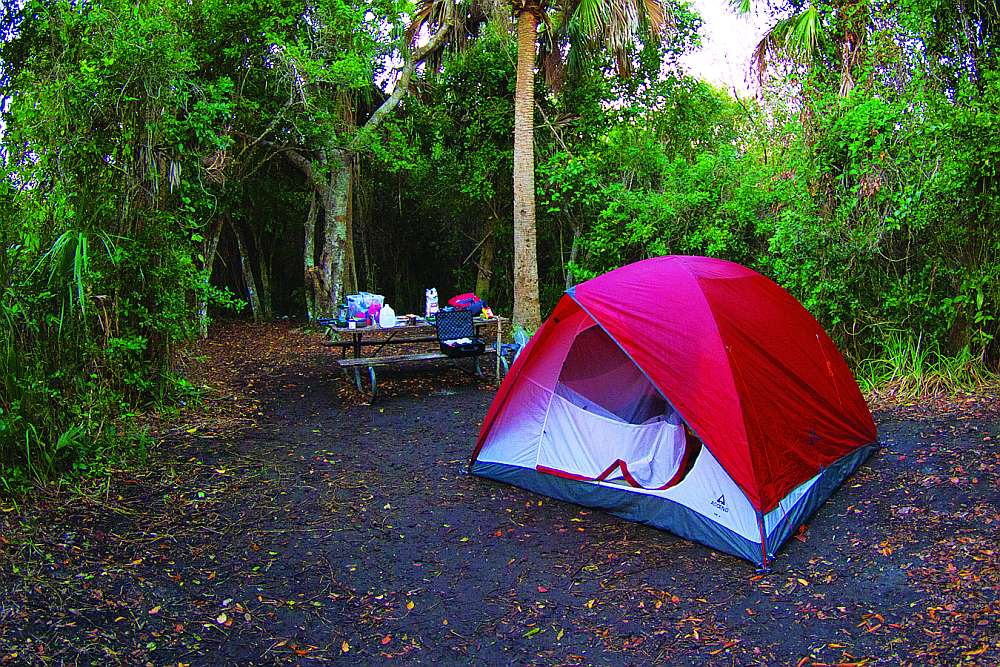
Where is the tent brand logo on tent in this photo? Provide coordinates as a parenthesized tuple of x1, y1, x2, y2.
(711, 494, 729, 513)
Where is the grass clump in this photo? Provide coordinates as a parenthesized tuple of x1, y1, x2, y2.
(857, 333, 999, 402)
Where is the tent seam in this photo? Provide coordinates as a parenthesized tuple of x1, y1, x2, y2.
(533, 313, 592, 471)
(680, 268, 770, 510)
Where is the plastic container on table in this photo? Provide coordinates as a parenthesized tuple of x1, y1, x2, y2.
(346, 292, 384, 320)
(379, 304, 397, 328)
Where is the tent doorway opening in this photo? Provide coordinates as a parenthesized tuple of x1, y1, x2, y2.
(537, 324, 700, 490)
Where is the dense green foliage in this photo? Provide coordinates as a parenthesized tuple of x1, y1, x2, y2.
(375, 0, 999, 367)
(0, 0, 403, 489)
(2, 0, 998, 488)
(1, 1, 234, 490)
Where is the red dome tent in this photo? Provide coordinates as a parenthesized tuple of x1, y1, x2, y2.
(471, 256, 877, 567)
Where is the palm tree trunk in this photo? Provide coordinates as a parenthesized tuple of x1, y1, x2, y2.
(512, 8, 541, 331)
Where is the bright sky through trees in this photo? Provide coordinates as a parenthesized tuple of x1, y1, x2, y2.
(682, 0, 769, 97)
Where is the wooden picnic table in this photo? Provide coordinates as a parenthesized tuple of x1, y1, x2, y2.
(325, 316, 510, 397)
(327, 315, 506, 357)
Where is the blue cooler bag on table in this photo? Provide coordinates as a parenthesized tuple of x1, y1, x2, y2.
(447, 292, 484, 316)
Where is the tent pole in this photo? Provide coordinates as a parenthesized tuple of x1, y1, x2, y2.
(496, 317, 502, 379)
(755, 511, 770, 573)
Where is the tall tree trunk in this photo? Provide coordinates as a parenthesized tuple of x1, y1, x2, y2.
(566, 222, 581, 291)
(303, 191, 319, 320)
(512, 8, 541, 331)
(275, 148, 348, 318)
(252, 226, 274, 320)
(234, 221, 262, 321)
(476, 222, 496, 300)
(316, 169, 336, 318)
(259, 247, 273, 320)
(343, 158, 358, 296)
(316, 149, 352, 317)
(198, 217, 224, 338)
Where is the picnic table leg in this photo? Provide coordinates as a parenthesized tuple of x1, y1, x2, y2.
(353, 333, 362, 359)
(369, 329, 400, 356)
(353, 367, 363, 391)
(368, 366, 377, 399)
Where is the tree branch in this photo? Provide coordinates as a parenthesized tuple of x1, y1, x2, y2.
(246, 135, 332, 200)
(236, 25, 452, 194)
(358, 25, 451, 138)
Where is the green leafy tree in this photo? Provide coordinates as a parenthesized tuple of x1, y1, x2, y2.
(0, 0, 235, 483)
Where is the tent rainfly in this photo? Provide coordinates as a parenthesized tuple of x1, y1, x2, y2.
(470, 256, 878, 568)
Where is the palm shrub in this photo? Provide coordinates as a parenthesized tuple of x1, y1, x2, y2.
(0, 222, 124, 490)
(0, 0, 235, 491)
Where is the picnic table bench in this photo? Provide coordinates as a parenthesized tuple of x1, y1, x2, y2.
(323, 335, 439, 356)
(336, 344, 505, 397)
(323, 315, 512, 398)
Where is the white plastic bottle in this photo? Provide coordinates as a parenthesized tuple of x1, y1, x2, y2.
(425, 288, 439, 318)
(379, 304, 397, 328)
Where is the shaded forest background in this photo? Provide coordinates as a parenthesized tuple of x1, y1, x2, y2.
(1, 0, 998, 489)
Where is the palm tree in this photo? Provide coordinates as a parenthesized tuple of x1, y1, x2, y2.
(410, 0, 671, 331)
(745, 0, 1000, 97)
(738, 1, 864, 98)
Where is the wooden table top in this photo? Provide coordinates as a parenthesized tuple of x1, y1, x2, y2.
(328, 315, 506, 334)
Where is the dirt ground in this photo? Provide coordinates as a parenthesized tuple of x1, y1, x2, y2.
(1, 322, 998, 666)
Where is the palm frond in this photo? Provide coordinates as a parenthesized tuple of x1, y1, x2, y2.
(640, 0, 670, 35)
(751, 6, 822, 87)
(541, 45, 567, 90)
(574, 0, 608, 40)
(731, 0, 752, 16)
(408, 0, 503, 44)
(405, 0, 440, 45)
(564, 0, 671, 76)
(406, 0, 502, 69)
(607, 1, 640, 56)
(787, 6, 821, 58)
